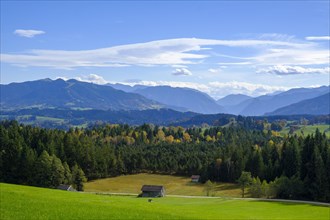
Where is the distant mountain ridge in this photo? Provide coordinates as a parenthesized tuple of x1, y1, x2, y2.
(235, 86, 329, 116)
(108, 84, 224, 114)
(267, 93, 330, 115)
(0, 79, 163, 111)
(217, 94, 252, 106)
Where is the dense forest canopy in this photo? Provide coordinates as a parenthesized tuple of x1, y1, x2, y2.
(0, 120, 329, 202)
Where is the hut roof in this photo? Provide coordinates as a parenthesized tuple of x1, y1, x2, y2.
(57, 184, 73, 190)
(141, 185, 164, 192)
(191, 175, 200, 179)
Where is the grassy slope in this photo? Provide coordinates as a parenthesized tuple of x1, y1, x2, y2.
(85, 173, 242, 197)
(280, 124, 330, 137)
(1, 183, 329, 220)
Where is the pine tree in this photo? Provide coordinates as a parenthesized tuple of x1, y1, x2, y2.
(33, 150, 52, 187)
(281, 137, 300, 178)
(72, 164, 87, 191)
(50, 155, 65, 188)
(63, 162, 72, 184)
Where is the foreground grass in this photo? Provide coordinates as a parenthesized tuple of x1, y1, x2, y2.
(1, 183, 329, 220)
(85, 173, 242, 197)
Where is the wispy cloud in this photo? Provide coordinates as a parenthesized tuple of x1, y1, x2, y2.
(250, 48, 329, 66)
(134, 80, 291, 99)
(1, 37, 321, 69)
(207, 81, 289, 98)
(305, 36, 330, 41)
(14, 29, 45, 38)
(208, 68, 220, 73)
(257, 65, 330, 75)
(172, 68, 192, 76)
(57, 75, 291, 99)
(208, 66, 227, 73)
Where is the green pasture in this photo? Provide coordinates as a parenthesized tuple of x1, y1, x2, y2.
(280, 124, 330, 137)
(85, 173, 243, 197)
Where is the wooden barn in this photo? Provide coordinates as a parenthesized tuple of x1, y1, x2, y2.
(191, 175, 200, 183)
(57, 184, 76, 192)
(141, 185, 165, 197)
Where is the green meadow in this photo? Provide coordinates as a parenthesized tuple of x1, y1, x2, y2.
(1, 183, 329, 220)
(85, 173, 243, 197)
(280, 124, 330, 137)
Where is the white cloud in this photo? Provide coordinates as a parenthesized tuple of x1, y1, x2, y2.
(57, 74, 107, 84)
(171, 64, 188, 68)
(257, 65, 330, 75)
(207, 81, 289, 98)
(57, 75, 289, 99)
(208, 66, 227, 73)
(305, 36, 330, 41)
(208, 68, 219, 73)
(172, 68, 192, 76)
(1, 37, 318, 69)
(110, 80, 290, 99)
(14, 29, 45, 38)
(84, 74, 108, 84)
(250, 48, 329, 66)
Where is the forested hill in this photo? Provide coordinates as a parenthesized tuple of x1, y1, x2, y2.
(2, 107, 329, 130)
(1, 120, 329, 202)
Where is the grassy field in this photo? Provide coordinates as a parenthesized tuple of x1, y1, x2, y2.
(1, 183, 329, 220)
(280, 124, 330, 137)
(85, 173, 243, 197)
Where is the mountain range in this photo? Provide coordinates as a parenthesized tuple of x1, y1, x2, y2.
(107, 83, 224, 114)
(1, 79, 329, 116)
(0, 79, 163, 111)
(267, 92, 330, 116)
(236, 86, 329, 116)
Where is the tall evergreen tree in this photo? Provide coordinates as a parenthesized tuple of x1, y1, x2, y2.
(72, 164, 87, 191)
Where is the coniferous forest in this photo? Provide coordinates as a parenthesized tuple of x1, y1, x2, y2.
(0, 120, 329, 202)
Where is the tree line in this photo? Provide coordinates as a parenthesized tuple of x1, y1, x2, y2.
(0, 120, 329, 202)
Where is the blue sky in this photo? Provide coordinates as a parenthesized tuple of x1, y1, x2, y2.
(1, 1, 329, 98)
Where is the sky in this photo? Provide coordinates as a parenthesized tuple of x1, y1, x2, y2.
(1, 1, 329, 99)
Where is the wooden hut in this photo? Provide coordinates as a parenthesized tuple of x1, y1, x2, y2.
(141, 185, 165, 197)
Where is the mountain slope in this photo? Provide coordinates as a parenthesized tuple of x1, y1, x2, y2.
(0, 79, 163, 111)
(239, 86, 329, 116)
(132, 86, 224, 114)
(267, 93, 330, 115)
(217, 94, 252, 106)
(216, 94, 253, 115)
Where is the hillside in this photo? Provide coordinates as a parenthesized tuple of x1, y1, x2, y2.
(0, 108, 198, 128)
(239, 86, 329, 116)
(133, 86, 224, 114)
(1, 183, 329, 220)
(267, 93, 330, 115)
(0, 79, 163, 111)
